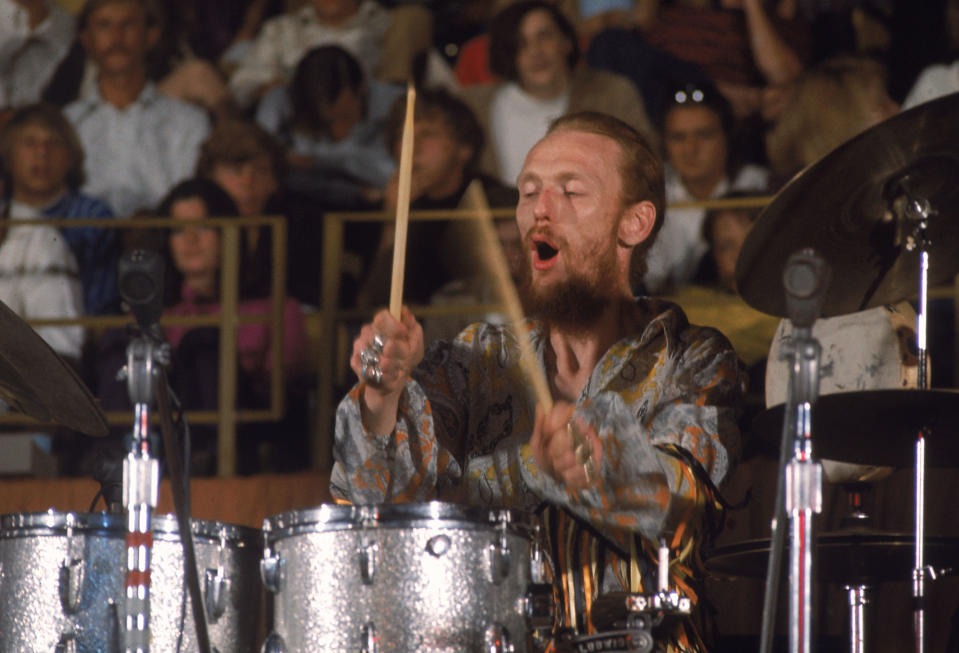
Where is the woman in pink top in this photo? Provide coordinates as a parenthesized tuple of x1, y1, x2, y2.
(157, 177, 307, 404)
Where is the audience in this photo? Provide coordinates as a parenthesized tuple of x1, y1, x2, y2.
(357, 86, 518, 309)
(0, 0, 75, 111)
(227, 0, 432, 110)
(0, 0, 946, 478)
(196, 118, 285, 297)
(256, 45, 402, 209)
(94, 177, 308, 474)
(766, 55, 899, 181)
(64, 0, 210, 218)
(0, 152, 84, 366)
(461, 0, 657, 186)
(0, 103, 120, 315)
(644, 83, 767, 294)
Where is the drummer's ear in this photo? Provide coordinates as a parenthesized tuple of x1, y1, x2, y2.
(618, 200, 656, 247)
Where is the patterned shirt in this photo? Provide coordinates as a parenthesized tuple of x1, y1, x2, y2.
(331, 299, 745, 642)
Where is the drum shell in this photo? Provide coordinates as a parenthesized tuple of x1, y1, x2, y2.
(262, 502, 536, 652)
(0, 511, 261, 652)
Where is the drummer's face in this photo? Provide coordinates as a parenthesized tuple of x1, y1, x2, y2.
(516, 129, 625, 288)
(664, 105, 727, 191)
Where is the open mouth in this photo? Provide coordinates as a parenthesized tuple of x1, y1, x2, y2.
(535, 241, 558, 261)
(531, 236, 560, 270)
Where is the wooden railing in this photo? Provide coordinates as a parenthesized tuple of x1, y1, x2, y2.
(0, 216, 286, 477)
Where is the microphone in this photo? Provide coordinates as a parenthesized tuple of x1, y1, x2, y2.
(118, 249, 165, 337)
(782, 248, 830, 329)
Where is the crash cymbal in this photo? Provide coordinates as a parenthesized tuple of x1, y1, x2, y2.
(706, 530, 959, 584)
(736, 92, 959, 318)
(0, 300, 107, 437)
(752, 389, 959, 468)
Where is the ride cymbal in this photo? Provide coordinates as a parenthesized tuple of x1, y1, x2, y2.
(736, 92, 959, 318)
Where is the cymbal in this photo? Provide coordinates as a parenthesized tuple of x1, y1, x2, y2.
(706, 530, 959, 584)
(736, 92, 959, 318)
(753, 389, 959, 468)
(0, 300, 107, 437)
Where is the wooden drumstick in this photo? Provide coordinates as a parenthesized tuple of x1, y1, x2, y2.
(463, 181, 553, 413)
(389, 84, 416, 320)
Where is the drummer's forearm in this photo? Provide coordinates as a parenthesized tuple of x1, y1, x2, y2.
(360, 385, 403, 436)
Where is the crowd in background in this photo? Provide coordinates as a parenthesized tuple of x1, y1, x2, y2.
(1, 0, 957, 475)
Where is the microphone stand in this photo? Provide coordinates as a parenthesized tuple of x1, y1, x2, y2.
(760, 250, 830, 653)
(119, 330, 169, 653)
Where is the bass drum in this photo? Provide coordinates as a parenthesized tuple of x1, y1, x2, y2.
(0, 511, 261, 652)
(261, 502, 542, 652)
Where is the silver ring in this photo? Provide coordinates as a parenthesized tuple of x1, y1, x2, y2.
(370, 334, 385, 354)
(363, 364, 383, 385)
(359, 348, 379, 366)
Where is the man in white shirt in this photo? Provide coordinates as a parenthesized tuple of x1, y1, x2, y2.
(462, 1, 656, 187)
(228, 0, 432, 111)
(0, 0, 74, 110)
(64, 0, 209, 218)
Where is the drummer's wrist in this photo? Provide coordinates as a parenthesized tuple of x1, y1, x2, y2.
(360, 384, 402, 436)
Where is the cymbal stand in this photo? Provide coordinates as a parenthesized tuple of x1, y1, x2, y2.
(760, 250, 829, 653)
(118, 335, 169, 653)
(897, 182, 935, 653)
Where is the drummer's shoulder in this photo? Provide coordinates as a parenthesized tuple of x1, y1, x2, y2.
(637, 295, 744, 365)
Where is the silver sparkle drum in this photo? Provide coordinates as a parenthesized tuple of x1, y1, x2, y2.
(0, 510, 261, 652)
(260, 502, 549, 652)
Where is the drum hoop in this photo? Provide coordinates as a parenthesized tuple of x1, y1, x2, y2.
(263, 501, 535, 540)
(0, 511, 259, 546)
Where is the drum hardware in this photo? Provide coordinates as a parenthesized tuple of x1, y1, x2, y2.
(735, 91, 959, 653)
(484, 622, 516, 652)
(0, 511, 260, 652)
(706, 529, 959, 653)
(491, 514, 514, 584)
(259, 502, 544, 652)
(259, 522, 284, 594)
(558, 539, 693, 653)
(756, 249, 830, 653)
(203, 528, 232, 622)
(58, 512, 84, 615)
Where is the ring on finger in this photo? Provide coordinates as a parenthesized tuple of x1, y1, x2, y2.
(359, 347, 379, 366)
(363, 363, 383, 384)
(370, 333, 385, 354)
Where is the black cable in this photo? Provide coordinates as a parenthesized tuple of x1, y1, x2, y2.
(157, 368, 213, 653)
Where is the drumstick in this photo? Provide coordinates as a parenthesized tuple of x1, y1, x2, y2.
(463, 181, 553, 413)
(389, 84, 416, 320)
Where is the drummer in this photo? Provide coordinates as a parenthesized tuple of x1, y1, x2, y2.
(331, 111, 746, 649)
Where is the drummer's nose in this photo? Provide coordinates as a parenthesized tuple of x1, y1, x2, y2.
(532, 188, 554, 221)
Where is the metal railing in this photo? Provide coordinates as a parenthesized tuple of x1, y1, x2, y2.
(0, 215, 286, 477)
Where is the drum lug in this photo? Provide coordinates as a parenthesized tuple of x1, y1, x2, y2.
(489, 525, 511, 584)
(521, 583, 555, 640)
(361, 620, 377, 653)
(55, 632, 78, 653)
(426, 534, 451, 557)
(260, 631, 287, 653)
(359, 537, 378, 584)
(58, 556, 85, 615)
(484, 622, 514, 652)
(260, 552, 285, 594)
(205, 567, 230, 621)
